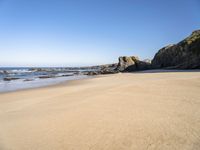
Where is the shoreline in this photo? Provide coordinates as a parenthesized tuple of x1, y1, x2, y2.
(0, 75, 95, 95)
(0, 69, 200, 95)
(1, 69, 200, 94)
(0, 75, 92, 94)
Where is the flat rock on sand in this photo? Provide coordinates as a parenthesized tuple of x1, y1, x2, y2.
(0, 71, 200, 150)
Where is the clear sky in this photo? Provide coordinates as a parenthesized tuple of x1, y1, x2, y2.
(0, 0, 199, 67)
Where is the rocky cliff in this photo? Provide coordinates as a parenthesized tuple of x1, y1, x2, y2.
(152, 30, 200, 69)
(86, 29, 200, 75)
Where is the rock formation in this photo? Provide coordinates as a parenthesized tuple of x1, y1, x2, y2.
(117, 56, 138, 71)
(84, 63, 118, 75)
(86, 29, 200, 76)
(152, 30, 200, 69)
(116, 56, 151, 72)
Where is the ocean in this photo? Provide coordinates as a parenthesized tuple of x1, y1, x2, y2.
(0, 67, 92, 93)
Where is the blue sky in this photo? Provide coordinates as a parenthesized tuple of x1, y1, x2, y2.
(0, 0, 199, 67)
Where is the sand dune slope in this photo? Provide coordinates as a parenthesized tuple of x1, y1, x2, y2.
(0, 72, 200, 150)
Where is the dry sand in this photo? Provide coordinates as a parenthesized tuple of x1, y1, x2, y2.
(0, 71, 200, 150)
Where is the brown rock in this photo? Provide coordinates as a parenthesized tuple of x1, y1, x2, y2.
(116, 56, 151, 72)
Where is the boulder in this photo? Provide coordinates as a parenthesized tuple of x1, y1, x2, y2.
(117, 56, 139, 71)
(152, 30, 200, 69)
(116, 56, 151, 72)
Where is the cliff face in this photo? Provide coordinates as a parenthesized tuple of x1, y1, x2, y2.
(152, 30, 200, 69)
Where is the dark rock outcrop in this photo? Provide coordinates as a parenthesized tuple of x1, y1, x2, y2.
(85, 56, 151, 75)
(152, 30, 200, 69)
(116, 56, 151, 72)
(117, 56, 138, 71)
(84, 30, 200, 75)
(97, 64, 117, 74)
(38, 75, 56, 79)
(84, 63, 118, 75)
(3, 77, 20, 81)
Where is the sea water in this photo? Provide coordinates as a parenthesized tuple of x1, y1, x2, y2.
(0, 67, 91, 93)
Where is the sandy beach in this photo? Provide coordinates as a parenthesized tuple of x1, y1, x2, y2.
(0, 71, 200, 150)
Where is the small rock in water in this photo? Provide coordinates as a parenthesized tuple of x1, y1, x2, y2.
(61, 74, 74, 77)
(38, 75, 56, 79)
(24, 79, 34, 82)
(3, 77, 20, 81)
